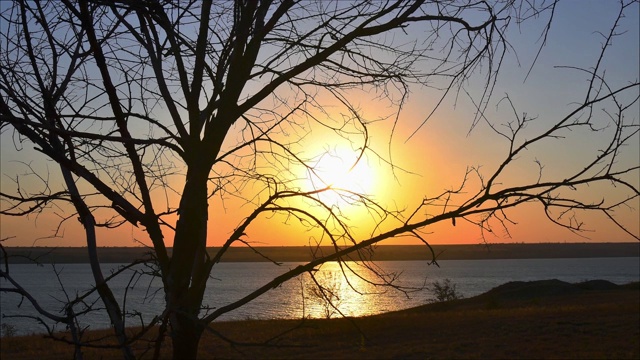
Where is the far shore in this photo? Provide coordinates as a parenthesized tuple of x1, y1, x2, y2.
(2, 242, 638, 264)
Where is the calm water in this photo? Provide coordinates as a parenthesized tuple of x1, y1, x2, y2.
(1, 257, 638, 336)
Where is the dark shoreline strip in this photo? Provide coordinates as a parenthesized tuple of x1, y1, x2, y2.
(3, 243, 638, 264)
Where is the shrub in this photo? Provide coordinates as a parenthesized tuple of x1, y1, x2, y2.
(1, 323, 17, 337)
(429, 278, 463, 303)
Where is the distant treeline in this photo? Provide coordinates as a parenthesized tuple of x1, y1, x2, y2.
(2, 243, 638, 264)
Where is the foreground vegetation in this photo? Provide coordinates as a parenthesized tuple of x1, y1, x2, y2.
(1, 280, 638, 359)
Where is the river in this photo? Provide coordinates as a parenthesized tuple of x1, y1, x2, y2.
(1, 257, 638, 336)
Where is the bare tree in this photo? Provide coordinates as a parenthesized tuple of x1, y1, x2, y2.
(1, 0, 638, 359)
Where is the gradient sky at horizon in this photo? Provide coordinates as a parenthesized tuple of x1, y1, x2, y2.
(1, 1, 638, 248)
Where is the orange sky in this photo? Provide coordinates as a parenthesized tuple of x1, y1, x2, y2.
(1, 98, 636, 248)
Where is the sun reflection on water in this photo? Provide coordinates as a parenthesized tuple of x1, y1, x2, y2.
(301, 261, 400, 319)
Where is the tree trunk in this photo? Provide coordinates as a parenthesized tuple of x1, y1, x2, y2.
(171, 312, 205, 359)
(57, 141, 135, 359)
(167, 160, 210, 359)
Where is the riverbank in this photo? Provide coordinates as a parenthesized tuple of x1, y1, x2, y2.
(3, 242, 639, 263)
(1, 280, 638, 359)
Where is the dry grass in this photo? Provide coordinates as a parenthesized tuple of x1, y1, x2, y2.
(1, 283, 638, 359)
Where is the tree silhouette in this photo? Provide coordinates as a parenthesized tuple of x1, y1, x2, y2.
(1, 1, 638, 358)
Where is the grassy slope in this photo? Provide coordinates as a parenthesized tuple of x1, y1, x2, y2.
(1, 281, 638, 359)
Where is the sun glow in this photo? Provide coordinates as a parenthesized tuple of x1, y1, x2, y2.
(304, 145, 376, 207)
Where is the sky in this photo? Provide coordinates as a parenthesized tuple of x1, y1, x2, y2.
(1, 1, 638, 248)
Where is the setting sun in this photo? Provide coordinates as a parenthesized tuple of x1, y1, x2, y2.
(304, 145, 376, 207)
